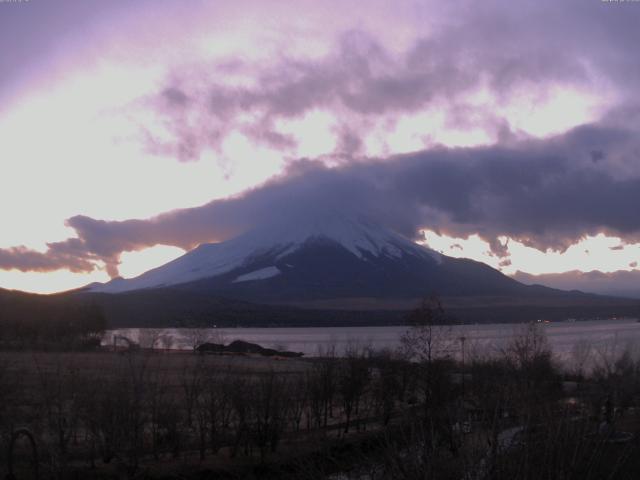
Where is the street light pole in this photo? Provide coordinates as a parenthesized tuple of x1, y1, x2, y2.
(460, 335, 466, 399)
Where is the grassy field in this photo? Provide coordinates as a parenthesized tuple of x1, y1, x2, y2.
(0, 348, 412, 479)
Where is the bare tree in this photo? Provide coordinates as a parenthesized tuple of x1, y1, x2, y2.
(121, 351, 151, 475)
(370, 351, 403, 426)
(159, 331, 175, 351)
(184, 328, 224, 352)
(144, 356, 172, 460)
(138, 328, 163, 352)
(310, 353, 338, 428)
(247, 370, 289, 462)
(229, 375, 250, 458)
(288, 374, 308, 432)
(569, 338, 593, 379)
(504, 322, 552, 371)
(400, 295, 454, 364)
(339, 344, 371, 433)
(203, 372, 234, 455)
(32, 353, 83, 475)
(503, 322, 558, 416)
(181, 356, 205, 429)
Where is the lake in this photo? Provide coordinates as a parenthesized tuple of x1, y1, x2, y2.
(107, 318, 640, 368)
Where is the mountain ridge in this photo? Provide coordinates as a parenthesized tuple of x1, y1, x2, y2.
(90, 214, 442, 295)
(86, 214, 606, 305)
(75, 214, 640, 327)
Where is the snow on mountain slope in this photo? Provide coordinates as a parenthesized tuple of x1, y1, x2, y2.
(91, 214, 441, 293)
(233, 266, 281, 283)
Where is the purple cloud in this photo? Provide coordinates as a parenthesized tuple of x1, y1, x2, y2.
(3, 121, 640, 277)
(0, 243, 95, 274)
(135, 1, 640, 162)
(3, 0, 640, 281)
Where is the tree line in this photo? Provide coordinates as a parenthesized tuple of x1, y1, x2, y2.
(0, 290, 106, 350)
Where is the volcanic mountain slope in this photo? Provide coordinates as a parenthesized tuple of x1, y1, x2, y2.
(91, 214, 569, 305)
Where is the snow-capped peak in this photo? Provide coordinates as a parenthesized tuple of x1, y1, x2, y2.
(91, 214, 440, 293)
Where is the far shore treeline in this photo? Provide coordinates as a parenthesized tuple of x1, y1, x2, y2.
(79, 290, 640, 328)
(2, 286, 640, 350)
(0, 289, 106, 350)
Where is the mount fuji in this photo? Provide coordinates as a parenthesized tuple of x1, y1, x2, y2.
(90, 213, 554, 304)
(80, 213, 640, 326)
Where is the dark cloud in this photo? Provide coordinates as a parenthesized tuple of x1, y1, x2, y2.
(335, 126, 364, 157)
(590, 150, 606, 163)
(162, 87, 190, 107)
(0, 244, 95, 274)
(3, 121, 640, 277)
(489, 238, 510, 259)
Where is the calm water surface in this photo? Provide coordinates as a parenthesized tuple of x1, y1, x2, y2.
(107, 318, 640, 365)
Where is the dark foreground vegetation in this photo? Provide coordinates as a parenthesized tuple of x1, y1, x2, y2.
(2, 298, 640, 479)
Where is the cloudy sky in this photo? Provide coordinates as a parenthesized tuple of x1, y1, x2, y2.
(1, 0, 640, 295)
